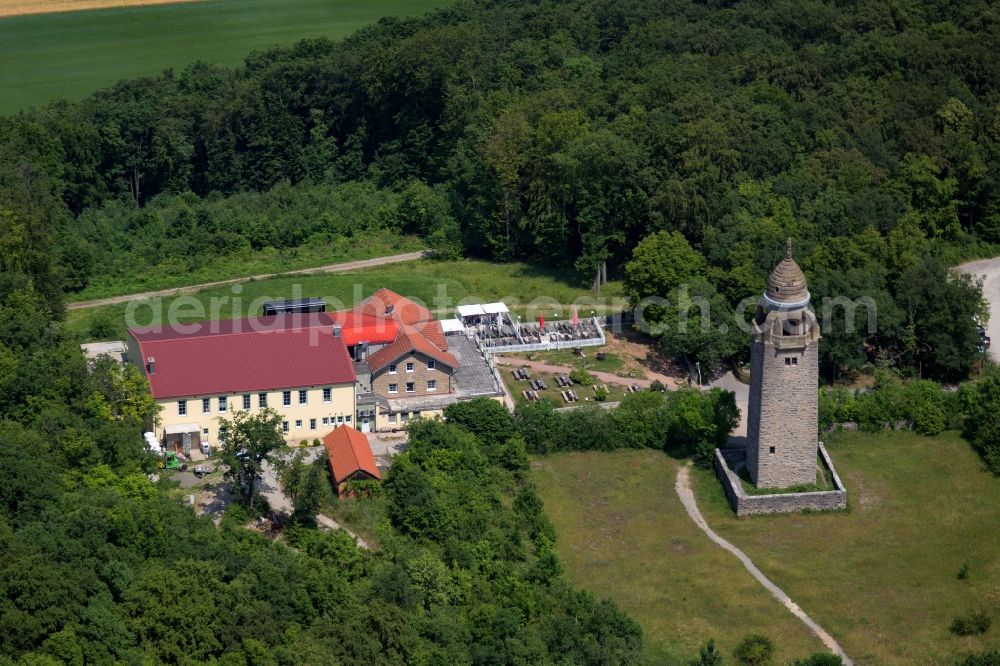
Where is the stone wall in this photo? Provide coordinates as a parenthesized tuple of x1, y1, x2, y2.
(371, 351, 453, 398)
(714, 444, 847, 517)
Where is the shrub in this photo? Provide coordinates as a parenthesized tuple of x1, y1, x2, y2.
(650, 379, 666, 392)
(733, 633, 775, 666)
(570, 368, 596, 386)
(691, 639, 723, 665)
(957, 560, 971, 580)
(792, 655, 842, 666)
(312, 438, 321, 447)
(594, 386, 609, 402)
(299, 439, 308, 448)
(951, 610, 991, 636)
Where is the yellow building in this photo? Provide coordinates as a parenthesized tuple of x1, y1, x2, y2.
(127, 316, 356, 452)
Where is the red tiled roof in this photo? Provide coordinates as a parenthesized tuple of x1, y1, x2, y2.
(367, 325, 457, 373)
(130, 313, 335, 341)
(355, 288, 433, 326)
(328, 310, 399, 346)
(322, 425, 381, 484)
(129, 325, 356, 399)
(412, 319, 448, 351)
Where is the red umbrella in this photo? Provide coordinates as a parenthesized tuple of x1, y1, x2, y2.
(539, 312, 545, 331)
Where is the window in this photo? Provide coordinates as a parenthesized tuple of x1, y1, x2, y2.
(178, 400, 187, 416)
(388, 413, 397, 424)
(337, 415, 344, 424)
(401, 412, 409, 423)
(346, 415, 351, 423)
(388, 383, 398, 394)
(282, 421, 289, 434)
(219, 426, 228, 444)
(322, 417, 329, 425)
(784, 357, 798, 366)
(243, 394, 251, 410)
(389, 363, 397, 374)
(769, 446, 776, 454)
(202, 398, 211, 415)
(299, 389, 307, 405)
(406, 382, 415, 393)
(323, 387, 331, 403)
(427, 359, 435, 370)
(259, 392, 268, 408)
(218, 396, 228, 413)
(406, 362, 414, 373)
(309, 418, 316, 430)
(295, 419, 302, 429)
(427, 379, 437, 392)
(282, 391, 291, 407)
(202, 428, 209, 436)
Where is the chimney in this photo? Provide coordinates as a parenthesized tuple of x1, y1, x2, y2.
(332, 324, 341, 337)
(147, 356, 156, 375)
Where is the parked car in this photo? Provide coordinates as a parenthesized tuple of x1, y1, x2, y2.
(193, 465, 213, 478)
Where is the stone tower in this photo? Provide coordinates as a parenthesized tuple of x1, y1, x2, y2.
(746, 240, 821, 488)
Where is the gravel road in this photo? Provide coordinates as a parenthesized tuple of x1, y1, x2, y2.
(67, 250, 428, 311)
(957, 256, 1000, 363)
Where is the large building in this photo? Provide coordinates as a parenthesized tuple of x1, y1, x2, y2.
(128, 314, 357, 452)
(745, 240, 822, 488)
(129, 288, 504, 448)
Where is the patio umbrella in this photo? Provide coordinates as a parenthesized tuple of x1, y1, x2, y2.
(538, 312, 545, 331)
(571, 308, 579, 328)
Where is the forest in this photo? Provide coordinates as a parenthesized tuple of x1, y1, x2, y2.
(2, 0, 1000, 380)
(2, 0, 1000, 661)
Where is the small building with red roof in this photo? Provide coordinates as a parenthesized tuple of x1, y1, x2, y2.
(322, 425, 381, 498)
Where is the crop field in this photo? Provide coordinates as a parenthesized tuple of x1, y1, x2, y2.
(533, 433, 1000, 664)
(0, 0, 451, 115)
(67, 259, 624, 341)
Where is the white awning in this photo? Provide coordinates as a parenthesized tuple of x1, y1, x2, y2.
(456, 304, 486, 317)
(164, 423, 201, 435)
(482, 302, 509, 314)
(439, 318, 465, 333)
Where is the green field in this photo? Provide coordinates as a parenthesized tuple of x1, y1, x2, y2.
(532, 450, 825, 663)
(0, 0, 451, 116)
(692, 430, 1000, 665)
(532, 433, 1000, 664)
(68, 259, 624, 340)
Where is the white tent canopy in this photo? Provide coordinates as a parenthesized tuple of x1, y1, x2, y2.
(456, 304, 486, 318)
(440, 318, 465, 334)
(482, 302, 509, 314)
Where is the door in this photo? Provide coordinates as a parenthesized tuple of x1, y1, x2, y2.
(361, 418, 371, 433)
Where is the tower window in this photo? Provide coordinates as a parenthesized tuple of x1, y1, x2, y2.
(784, 357, 798, 366)
(769, 446, 776, 454)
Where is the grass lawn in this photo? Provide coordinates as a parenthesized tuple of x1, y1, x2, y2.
(69, 234, 425, 302)
(67, 258, 623, 340)
(502, 368, 638, 408)
(0, 0, 451, 115)
(532, 449, 825, 663)
(691, 430, 1000, 664)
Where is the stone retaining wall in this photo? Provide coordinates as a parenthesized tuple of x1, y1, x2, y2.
(714, 444, 847, 517)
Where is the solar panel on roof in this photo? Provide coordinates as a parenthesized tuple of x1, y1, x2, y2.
(262, 298, 326, 315)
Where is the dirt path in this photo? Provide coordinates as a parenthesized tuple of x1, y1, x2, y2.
(957, 255, 1000, 364)
(66, 250, 428, 311)
(0, 0, 201, 17)
(674, 464, 853, 665)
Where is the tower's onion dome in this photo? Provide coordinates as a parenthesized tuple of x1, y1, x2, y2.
(764, 239, 809, 306)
